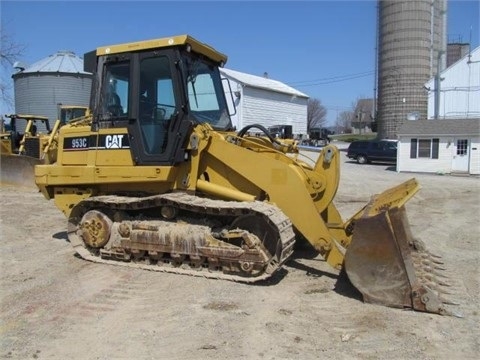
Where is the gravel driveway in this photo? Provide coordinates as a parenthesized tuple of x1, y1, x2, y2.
(1, 142, 479, 360)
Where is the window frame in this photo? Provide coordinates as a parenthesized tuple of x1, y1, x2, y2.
(410, 137, 440, 159)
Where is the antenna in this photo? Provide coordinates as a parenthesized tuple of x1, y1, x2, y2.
(468, 25, 472, 63)
(467, 25, 480, 64)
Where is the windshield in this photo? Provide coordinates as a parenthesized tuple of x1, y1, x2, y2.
(184, 55, 232, 130)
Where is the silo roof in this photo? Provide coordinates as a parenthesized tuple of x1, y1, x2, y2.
(19, 50, 91, 74)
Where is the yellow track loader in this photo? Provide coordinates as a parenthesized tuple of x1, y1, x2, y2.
(35, 34, 452, 315)
(1, 114, 60, 187)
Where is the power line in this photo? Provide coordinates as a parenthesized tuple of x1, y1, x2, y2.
(287, 70, 375, 87)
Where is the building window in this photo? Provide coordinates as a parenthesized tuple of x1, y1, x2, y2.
(410, 139, 417, 158)
(410, 138, 439, 159)
(418, 139, 431, 157)
(432, 138, 439, 158)
(457, 139, 468, 155)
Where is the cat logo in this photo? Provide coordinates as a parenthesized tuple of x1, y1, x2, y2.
(105, 134, 124, 149)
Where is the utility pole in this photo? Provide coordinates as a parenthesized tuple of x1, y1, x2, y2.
(434, 50, 445, 120)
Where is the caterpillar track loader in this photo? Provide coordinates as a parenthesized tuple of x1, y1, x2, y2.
(1, 114, 60, 187)
(35, 34, 453, 315)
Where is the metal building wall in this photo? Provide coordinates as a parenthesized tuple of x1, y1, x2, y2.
(376, 0, 447, 139)
(425, 47, 480, 119)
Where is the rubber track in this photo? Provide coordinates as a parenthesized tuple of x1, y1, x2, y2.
(68, 192, 296, 283)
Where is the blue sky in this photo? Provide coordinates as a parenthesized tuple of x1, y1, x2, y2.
(2, 0, 479, 125)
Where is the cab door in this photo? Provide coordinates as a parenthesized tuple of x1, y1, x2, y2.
(127, 50, 190, 165)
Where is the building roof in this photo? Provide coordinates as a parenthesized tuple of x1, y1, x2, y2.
(352, 98, 374, 125)
(220, 68, 309, 98)
(14, 50, 91, 75)
(354, 98, 374, 114)
(397, 118, 480, 136)
(427, 45, 480, 83)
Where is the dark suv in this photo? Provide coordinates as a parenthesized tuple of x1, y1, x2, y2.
(346, 140, 397, 164)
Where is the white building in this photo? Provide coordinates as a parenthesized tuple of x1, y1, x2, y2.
(426, 46, 480, 119)
(220, 68, 308, 137)
(397, 119, 480, 175)
(396, 45, 480, 175)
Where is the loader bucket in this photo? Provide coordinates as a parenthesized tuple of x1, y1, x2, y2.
(344, 179, 451, 315)
(0, 154, 41, 188)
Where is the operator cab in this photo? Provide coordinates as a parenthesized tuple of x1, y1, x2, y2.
(84, 35, 233, 165)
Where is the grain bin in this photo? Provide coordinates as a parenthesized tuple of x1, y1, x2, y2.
(12, 50, 92, 132)
(376, 0, 447, 139)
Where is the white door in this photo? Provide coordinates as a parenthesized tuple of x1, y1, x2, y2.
(452, 139, 469, 172)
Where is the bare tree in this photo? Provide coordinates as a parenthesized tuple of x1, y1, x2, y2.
(307, 98, 327, 132)
(1, 25, 26, 108)
(336, 110, 354, 133)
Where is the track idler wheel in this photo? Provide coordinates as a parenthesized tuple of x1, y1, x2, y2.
(231, 214, 279, 262)
(78, 210, 113, 248)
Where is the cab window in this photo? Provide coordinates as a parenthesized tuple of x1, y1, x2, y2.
(101, 62, 129, 118)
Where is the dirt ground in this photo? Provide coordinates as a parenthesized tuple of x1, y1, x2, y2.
(1, 143, 479, 360)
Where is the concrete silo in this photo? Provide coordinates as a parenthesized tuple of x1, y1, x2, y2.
(12, 50, 92, 131)
(376, 0, 447, 139)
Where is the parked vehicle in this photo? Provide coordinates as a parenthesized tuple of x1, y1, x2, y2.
(308, 127, 333, 146)
(268, 125, 293, 139)
(347, 139, 398, 164)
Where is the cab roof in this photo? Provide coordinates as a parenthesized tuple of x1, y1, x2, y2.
(6, 114, 49, 122)
(96, 34, 227, 65)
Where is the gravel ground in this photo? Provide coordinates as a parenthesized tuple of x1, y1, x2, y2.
(1, 142, 479, 360)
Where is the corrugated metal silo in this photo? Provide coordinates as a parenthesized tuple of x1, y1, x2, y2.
(12, 50, 92, 131)
(376, 0, 447, 139)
